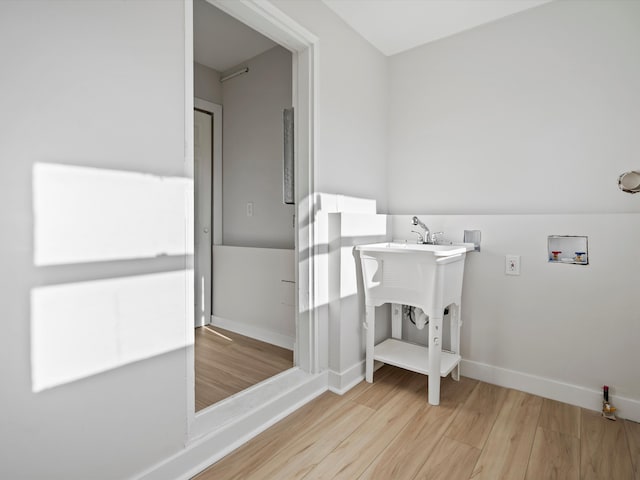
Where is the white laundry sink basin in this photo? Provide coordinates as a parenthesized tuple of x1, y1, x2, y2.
(355, 242, 468, 310)
(357, 242, 469, 256)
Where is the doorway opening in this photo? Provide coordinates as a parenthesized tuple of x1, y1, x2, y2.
(192, 0, 298, 411)
(182, 0, 318, 455)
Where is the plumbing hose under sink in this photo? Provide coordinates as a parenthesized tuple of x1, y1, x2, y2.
(404, 305, 450, 330)
(403, 305, 429, 330)
(414, 307, 429, 330)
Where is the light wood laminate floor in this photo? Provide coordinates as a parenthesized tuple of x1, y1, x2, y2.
(195, 326, 294, 411)
(195, 365, 640, 479)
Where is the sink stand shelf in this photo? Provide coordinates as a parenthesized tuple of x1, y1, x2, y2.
(374, 338, 461, 377)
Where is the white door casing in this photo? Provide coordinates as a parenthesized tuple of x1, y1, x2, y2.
(193, 109, 212, 327)
(193, 99, 222, 328)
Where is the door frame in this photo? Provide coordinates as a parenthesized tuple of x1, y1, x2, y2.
(193, 99, 222, 328)
(194, 99, 222, 247)
(184, 0, 321, 443)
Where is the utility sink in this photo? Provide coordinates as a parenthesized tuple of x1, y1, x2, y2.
(355, 241, 470, 406)
(355, 242, 468, 256)
(355, 242, 469, 311)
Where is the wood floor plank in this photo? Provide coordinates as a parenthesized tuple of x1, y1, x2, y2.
(197, 343, 287, 381)
(194, 326, 293, 410)
(413, 436, 481, 480)
(194, 379, 639, 480)
(524, 427, 579, 480)
(358, 399, 461, 479)
(538, 398, 581, 438)
(625, 420, 640, 480)
(343, 364, 404, 401)
(469, 389, 542, 480)
(581, 409, 634, 480)
(439, 375, 480, 407)
(340, 374, 476, 480)
(303, 373, 427, 480)
(194, 379, 240, 411)
(194, 392, 342, 479)
(195, 358, 255, 389)
(350, 367, 411, 410)
(244, 401, 375, 479)
(445, 381, 509, 449)
(228, 339, 293, 369)
(205, 326, 292, 362)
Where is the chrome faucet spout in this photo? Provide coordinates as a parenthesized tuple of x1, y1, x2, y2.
(411, 216, 431, 244)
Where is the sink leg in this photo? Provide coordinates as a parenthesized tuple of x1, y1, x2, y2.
(365, 304, 375, 383)
(428, 316, 443, 405)
(451, 303, 461, 382)
(391, 303, 402, 339)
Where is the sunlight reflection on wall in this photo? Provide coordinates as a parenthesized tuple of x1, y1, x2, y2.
(340, 213, 388, 298)
(33, 163, 193, 266)
(31, 162, 194, 392)
(31, 270, 192, 392)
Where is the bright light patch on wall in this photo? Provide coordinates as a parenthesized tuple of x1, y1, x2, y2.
(342, 214, 388, 298)
(31, 270, 191, 392)
(33, 163, 193, 266)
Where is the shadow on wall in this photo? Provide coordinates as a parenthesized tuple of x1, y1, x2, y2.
(30, 163, 193, 393)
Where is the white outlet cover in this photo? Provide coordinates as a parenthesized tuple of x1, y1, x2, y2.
(505, 254, 520, 275)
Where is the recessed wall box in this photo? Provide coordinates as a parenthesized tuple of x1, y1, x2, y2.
(547, 235, 588, 265)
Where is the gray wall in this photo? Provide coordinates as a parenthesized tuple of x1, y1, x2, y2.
(221, 45, 294, 248)
(386, 1, 640, 411)
(0, 1, 392, 477)
(274, 0, 389, 213)
(0, 1, 188, 478)
(194, 61, 222, 104)
(388, 0, 640, 215)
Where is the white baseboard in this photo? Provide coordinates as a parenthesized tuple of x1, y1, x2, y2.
(461, 359, 640, 423)
(325, 357, 640, 423)
(328, 361, 365, 394)
(138, 369, 328, 480)
(211, 315, 294, 350)
(328, 361, 387, 395)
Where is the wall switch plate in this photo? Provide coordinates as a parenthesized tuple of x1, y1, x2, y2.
(246, 202, 254, 217)
(505, 255, 520, 275)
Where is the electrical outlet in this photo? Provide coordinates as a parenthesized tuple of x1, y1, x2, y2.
(505, 255, 520, 275)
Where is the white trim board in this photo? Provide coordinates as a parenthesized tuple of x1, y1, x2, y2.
(461, 359, 640, 423)
(137, 368, 327, 480)
(329, 357, 640, 423)
(328, 360, 384, 395)
(211, 315, 294, 350)
(184, 0, 197, 441)
(328, 361, 365, 395)
(194, 98, 222, 246)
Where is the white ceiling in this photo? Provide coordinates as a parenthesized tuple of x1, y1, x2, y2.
(194, 0, 276, 72)
(194, 0, 552, 72)
(322, 0, 552, 56)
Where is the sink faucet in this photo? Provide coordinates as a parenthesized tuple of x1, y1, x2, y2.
(411, 216, 443, 244)
(410, 230, 425, 244)
(411, 216, 431, 244)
